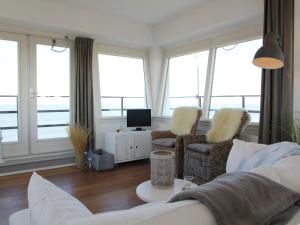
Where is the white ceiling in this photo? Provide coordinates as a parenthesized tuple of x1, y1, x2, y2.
(40, 0, 210, 25)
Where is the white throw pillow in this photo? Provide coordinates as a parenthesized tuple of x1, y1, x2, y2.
(28, 172, 92, 225)
(250, 167, 281, 183)
(226, 139, 266, 173)
(272, 156, 300, 193)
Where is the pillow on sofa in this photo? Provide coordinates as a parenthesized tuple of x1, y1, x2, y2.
(250, 167, 281, 183)
(226, 139, 266, 173)
(28, 172, 92, 225)
(272, 156, 300, 193)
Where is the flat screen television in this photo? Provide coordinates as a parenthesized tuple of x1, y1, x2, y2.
(127, 109, 151, 131)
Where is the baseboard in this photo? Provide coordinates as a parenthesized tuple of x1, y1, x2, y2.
(0, 157, 75, 175)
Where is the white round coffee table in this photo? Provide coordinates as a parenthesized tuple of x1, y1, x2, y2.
(136, 179, 198, 203)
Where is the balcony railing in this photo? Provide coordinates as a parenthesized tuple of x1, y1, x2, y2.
(168, 94, 260, 114)
(0, 95, 70, 133)
(0, 94, 260, 135)
(101, 96, 145, 116)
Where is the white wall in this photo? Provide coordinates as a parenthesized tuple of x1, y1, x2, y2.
(294, 1, 300, 112)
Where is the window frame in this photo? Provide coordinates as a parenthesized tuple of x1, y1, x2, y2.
(95, 44, 151, 119)
(161, 49, 211, 116)
(160, 27, 262, 124)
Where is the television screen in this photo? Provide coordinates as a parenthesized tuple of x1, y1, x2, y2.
(127, 109, 151, 128)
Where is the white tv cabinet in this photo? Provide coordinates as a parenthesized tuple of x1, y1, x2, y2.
(105, 130, 152, 163)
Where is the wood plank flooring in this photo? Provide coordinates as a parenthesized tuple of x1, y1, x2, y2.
(0, 159, 150, 225)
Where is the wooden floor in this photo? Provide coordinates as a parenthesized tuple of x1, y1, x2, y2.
(0, 159, 150, 225)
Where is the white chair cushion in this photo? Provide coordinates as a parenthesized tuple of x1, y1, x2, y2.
(28, 172, 92, 225)
(226, 139, 266, 173)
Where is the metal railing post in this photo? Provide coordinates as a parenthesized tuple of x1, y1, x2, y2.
(121, 97, 124, 117)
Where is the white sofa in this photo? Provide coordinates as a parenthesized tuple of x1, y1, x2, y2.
(9, 140, 300, 225)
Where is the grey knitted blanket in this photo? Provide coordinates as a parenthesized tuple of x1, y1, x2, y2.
(168, 172, 300, 225)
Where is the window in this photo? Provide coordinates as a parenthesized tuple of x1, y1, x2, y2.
(0, 39, 19, 142)
(36, 44, 70, 139)
(210, 39, 262, 122)
(98, 54, 147, 117)
(162, 38, 262, 123)
(163, 50, 209, 116)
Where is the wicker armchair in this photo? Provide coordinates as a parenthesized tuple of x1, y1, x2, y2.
(183, 109, 250, 184)
(151, 107, 202, 178)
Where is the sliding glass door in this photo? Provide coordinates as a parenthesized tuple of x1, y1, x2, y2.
(0, 32, 29, 158)
(30, 37, 72, 154)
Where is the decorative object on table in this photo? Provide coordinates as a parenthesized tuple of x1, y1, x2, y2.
(116, 128, 123, 133)
(151, 107, 202, 178)
(253, 32, 284, 69)
(151, 150, 175, 188)
(182, 176, 195, 191)
(89, 149, 114, 171)
(183, 108, 250, 184)
(67, 124, 90, 169)
(136, 178, 198, 203)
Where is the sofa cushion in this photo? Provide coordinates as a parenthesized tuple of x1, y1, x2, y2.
(273, 156, 300, 193)
(226, 139, 266, 173)
(187, 143, 212, 154)
(28, 172, 92, 225)
(152, 138, 176, 147)
(9, 209, 30, 225)
(250, 167, 281, 183)
(62, 200, 217, 225)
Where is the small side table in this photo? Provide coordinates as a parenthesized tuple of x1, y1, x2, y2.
(136, 179, 198, 203)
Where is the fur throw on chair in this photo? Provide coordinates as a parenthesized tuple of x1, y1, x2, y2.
(207, 108, 250, 143)
(170, 107, 201, 135)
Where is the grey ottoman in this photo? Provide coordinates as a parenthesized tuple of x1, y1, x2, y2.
(89, 149, 114, 171)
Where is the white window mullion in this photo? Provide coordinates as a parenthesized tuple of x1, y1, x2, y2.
(157, 58, 169, 116)
(202, 47, 216, 119)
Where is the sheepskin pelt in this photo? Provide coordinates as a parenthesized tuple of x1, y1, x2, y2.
(170, 107, 200, 135)
(207, 108, 249, 143)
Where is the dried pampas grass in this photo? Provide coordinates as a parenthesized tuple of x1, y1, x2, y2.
(67, 124, 90, 168)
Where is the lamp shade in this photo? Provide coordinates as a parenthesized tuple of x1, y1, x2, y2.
(253, 33, 284, 69)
